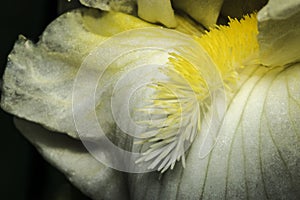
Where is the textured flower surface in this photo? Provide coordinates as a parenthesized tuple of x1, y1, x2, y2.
(1, 0, 300, 199)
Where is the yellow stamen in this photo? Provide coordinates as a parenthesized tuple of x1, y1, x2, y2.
(196, 13, 259, 83)
(136, 14, 260, 172)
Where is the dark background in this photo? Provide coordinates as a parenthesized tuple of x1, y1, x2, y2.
(0, 0, 89, 199)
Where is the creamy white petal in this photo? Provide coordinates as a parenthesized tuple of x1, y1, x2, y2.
(14, 118, 129, 200)
(129, 64, 300, 200)
(258, 0, 300, 66)
(0, 9, 153, 139)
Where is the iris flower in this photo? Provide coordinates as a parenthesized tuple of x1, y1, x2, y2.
(1, 0, 299, 199)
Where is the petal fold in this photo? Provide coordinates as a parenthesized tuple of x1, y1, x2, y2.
(15, 118, 129, 200)
(258, 0, 300, 66)
(172, 0, 224, 28)
(137, 0, 177, 28)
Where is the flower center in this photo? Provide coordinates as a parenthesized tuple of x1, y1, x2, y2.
(136, 14, 260, 172)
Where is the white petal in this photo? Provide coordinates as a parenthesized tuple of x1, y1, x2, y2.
(14, 118, 129, 200)
(258, 0, 300, 66)
(129, 64, 300, 199)
(0, 9, 153, 139)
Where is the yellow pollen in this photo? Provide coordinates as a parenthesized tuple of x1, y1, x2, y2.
(196, 14, 259, 84)
(136, 14, 260, 172)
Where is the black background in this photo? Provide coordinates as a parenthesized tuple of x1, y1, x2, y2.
(0, 0, 90, 199)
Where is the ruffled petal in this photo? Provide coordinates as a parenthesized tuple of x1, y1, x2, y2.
(0, 9, 153, 139)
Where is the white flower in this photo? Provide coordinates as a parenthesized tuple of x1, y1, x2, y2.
(1, 0, 299, 199)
